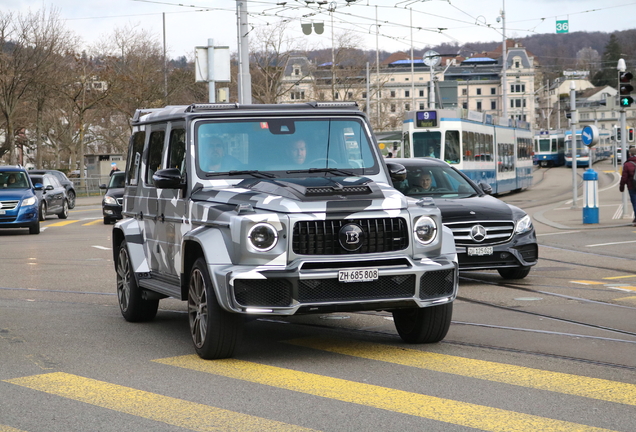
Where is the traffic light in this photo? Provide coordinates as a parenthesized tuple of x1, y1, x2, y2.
(619, 71, 634, 107)
(629, 127, 635, 142)
(617, 127, 622, 141)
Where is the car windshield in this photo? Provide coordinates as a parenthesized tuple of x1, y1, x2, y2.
(395, 164, 479, 198)
(194, 117, 378, 177)
(108, 172, 125, 188)
(1, 171, 29, 189)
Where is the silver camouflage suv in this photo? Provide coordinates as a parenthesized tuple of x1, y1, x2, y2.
(112, 102, 458, 359)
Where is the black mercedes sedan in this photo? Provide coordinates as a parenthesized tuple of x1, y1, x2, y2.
(99, 171, 125, 224)
(386, 158, 538, 279)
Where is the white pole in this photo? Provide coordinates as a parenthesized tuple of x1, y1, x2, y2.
(207, 38, 215, 103)
(410, 8, 415, 109)
(236, 1, 252, 104)
(501, 0, 507, 120)
(570, 81, 578, 209)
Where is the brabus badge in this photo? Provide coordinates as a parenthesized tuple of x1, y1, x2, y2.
(339, 223, 364, 251)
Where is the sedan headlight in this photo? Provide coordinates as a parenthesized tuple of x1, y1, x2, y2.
(22, 196, 37, 206)
(413, 216, 437, 245)
(248, 223, 278, 252)
(103, 196, 118, 205)
(515, 214, 533, 234)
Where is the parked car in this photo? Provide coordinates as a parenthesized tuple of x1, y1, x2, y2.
(29, 169, 76, 209)
(99, 171, 125, 224)
(28, 174, 70, 220)
(0, 166, 40, 234)
(387, 157, 538, 279)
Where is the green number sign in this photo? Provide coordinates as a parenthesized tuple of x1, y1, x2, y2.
(556, 20, 569, 34)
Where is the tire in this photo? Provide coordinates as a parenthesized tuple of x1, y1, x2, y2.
(116, 240, 159, 322)
(29, 222, 40, 235)
(57, 199, 69, 219)
(67, 190, 76, 209)
(497, 266, 531, 280)
(393, 302, 453, 344)
(39, 202, 46, 221)
(188, 257, 242, 359)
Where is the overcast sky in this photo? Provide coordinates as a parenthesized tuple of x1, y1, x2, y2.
(4, 0, 635, 59)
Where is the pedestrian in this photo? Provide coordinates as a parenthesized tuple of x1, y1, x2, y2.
(109, 162, 120, 176)
(619, 147, 636, 226)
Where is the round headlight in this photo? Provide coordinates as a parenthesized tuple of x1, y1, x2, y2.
(248, 223, 278, 252)
(413, 216, 437, 245)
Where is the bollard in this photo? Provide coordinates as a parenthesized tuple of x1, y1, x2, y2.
(583, 168, 599, 224)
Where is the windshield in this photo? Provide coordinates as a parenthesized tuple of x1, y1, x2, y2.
(195, 117, 378, 177)
(394, 164, 478, 198)
(1, 171, 30, 189)
(108, 172, 126, 189)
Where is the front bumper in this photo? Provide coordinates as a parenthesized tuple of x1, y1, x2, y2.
(210, 256, 458, 315)
(0, 206, 39, 229)
(455, 235, 538, 271)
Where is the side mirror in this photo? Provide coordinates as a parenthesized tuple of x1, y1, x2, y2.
(385, 162, 407, 182)
(33, 183, 43, 191)
(153, 168, 184, 189)
(478, 182, 493, 195)
(45, 185, 54, 191)
(99, 183, 107, 190)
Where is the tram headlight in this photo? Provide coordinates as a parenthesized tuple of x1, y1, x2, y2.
(515, 214, 533, 234)
(414, 216, 437, 245)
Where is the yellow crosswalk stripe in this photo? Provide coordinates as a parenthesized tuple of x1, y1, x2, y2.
(0, 426, 27, 432)
(4, 372, 316, 432)
(154, 355, 614, 432)
(285, 337, 636, 406)
(45, 220, 79, 227)
(82, 219, 103, 226)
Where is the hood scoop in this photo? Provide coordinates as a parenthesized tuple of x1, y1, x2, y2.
(236, 176, 381, 201)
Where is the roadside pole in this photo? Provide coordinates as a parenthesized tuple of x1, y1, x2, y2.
(570, 81, 578, 208)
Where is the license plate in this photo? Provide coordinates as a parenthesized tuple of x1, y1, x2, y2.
(338, 268, 379, 283)
(467, 246, 493, 256)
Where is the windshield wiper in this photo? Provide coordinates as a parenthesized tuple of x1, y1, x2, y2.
(206, 170, 276, 179)
(286, 167, 356, 176)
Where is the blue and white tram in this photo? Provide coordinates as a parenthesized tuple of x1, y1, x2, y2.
(400, 109, 533, 194)
(533, 130, 565, 167)
(564, 129, 611, 167)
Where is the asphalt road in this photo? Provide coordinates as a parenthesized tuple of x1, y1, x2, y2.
(1, 168, 635, 432)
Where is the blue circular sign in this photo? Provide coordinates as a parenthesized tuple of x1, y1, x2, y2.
(581, 125, 599, 147)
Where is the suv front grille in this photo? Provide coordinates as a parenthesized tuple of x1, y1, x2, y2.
(292, 218, 409, 255)
(0, 200, 19, 210)
(445, 220, 515, 246)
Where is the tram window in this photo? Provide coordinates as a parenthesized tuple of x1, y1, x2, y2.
(444, 130, 460, 164)
(486, 135, 493, 160)
(412, 131, 441, 158)
(465, 132, 474, 161)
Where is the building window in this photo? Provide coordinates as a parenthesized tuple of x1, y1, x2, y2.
(476, 88, 482, 95)
(390, 90, 396, 97)
(462, 102, 467, 109)
(419, 90, 424, 97)
(405, 103, 410, 111)
(405, 77, 409, 81)
(290, 91, 305, 100)
(362, 92, 367, 98)
(491, 100, 496, 110)
(461, 88, 467, 96)
(390, 104, 396, 113)
(334, 92, 339, 99)
(419, 103, 425, 110)
(491, 87, 496, 95)
(294, 68, 300, 76)
(476, 101, 482, 111)
(347, 92, 353, 99)
(510, 84, 525, 93)
(405, 90, 410, 97)
(390, 78, 395, 82)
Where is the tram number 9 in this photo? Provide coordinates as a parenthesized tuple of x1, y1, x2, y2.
(416, 111, 438, 128)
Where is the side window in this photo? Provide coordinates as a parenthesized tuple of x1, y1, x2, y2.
(127, 132, 145, 185)
(167, 128, 186, 175)
(146, 130, 166, 185)
(444, 130, 460, 164)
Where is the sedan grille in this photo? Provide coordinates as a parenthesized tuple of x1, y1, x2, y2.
(0, 200, 19, 210)
(293, 218, 409, 255)
(445, 220, 515, 246)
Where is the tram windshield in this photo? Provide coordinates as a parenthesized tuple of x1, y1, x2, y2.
(412, 131, 461, 164)
(538, 139, 551, 152)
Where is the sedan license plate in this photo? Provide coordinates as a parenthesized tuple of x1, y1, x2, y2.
(338, 268, 379, 283)
(467, 246, 493, 256)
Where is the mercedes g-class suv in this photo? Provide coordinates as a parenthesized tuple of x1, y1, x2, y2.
(112, 102, 458, 359)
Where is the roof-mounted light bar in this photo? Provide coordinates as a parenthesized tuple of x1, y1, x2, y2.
(186, 103, 239, 112)
(308, 101, 358, 108)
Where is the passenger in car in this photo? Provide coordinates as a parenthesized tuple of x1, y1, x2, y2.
(288, 139, 307, 166)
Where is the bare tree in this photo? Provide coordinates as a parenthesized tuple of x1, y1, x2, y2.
(0, 7, 73, 163)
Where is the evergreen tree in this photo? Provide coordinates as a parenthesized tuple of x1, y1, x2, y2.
(592, 34, 622, 86)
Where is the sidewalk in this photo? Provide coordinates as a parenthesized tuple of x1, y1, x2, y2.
(74, 195, 104, 207)
(532, 168, 635, 230)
